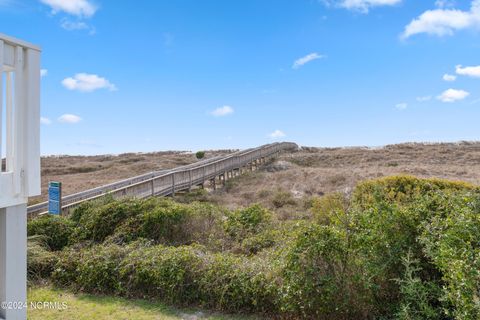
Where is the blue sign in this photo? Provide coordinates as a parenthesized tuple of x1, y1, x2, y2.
(48, 182, 62, 215)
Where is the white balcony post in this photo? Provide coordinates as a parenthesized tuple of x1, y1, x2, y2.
(0, 34, 41, 320)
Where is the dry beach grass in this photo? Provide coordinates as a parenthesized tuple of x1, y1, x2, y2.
(207, 141, 480, 212)
(33, 141, 480, 208)
(31, 150, 235, 204)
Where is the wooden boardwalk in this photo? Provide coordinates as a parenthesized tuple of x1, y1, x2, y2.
(27, 142, 297, 216)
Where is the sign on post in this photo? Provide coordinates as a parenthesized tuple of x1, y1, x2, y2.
(48, 181, 62, 215)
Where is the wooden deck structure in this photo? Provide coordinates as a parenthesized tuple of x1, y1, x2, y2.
(27, 142, 298, 216)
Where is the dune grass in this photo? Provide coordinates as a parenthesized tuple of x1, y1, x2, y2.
(27, 286, 257, 320)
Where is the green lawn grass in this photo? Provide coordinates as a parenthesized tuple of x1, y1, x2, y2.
(27, 286, 259, 320)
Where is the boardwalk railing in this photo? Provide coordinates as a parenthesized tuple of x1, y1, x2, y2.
(27, 142, 297, 216)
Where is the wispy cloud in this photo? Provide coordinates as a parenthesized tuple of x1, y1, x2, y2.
(40, 0, 98, 34)
(402, 0, 480, 39)
(269, 130, 286, 139)
(211, 106, 234, 117)
(40, 0, 97, 17)
(0, 0, 18, 8)
(435, 0, 456, 8)
(443, 73, 457, 81)
(416, 95, 432, 102)
(40, 117, 52, 125)
(62, 73, 117, 92)
(456, 64, 480, 78)
(61, 18, 95, 34)
(162, 32, 174, 47)
(395, 102, 408, 110)
(321, 0, 402, 13)
(58, 114, 82, 124)
(437, 88, 470, 102)
(40, 69, 48, 77)
(292, 53, 325, 69)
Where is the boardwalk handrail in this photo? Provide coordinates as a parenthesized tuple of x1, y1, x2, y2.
(27, 142, 298, 216)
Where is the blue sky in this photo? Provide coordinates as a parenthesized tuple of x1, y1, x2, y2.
(2, 0, 480, 155)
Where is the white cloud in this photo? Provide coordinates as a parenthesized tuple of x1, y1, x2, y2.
(269, 130, 286, 139)
(443, 73, 457, 81)
(435, 0, 456, 8)
(437, 88, 470, 102)
(40, 117, 52, 125)
(40, 0, 97, 17)
(60, 18, 95, 34)
(402, 0, 480, 39)
(292, 53, 325, 69)
(58, 114, 82, 123)
(395, 102, 408, 110)
(211, 106, 234, 117)
(62, 73, 117, 92)
(456, 64, 480, 77)
(40, 69, 48, 77)
(416, 95, 432, 102)
(321, 0, 402, 13)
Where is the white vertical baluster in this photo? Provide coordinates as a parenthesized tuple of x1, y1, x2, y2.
(6, 72, 12, 172)
(13, 46, 23, 195)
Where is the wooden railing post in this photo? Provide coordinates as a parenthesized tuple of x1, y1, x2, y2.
(188, 170, 192, 191)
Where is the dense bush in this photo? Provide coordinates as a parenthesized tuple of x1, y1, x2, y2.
(140, 200, 192, 244)
(27, 215, 75, 250)
(311, 192, 348, 225)
(72, 198, 149, 242)
(51, 241, 278, 313)
(353, 175, 478, 209)
(282, 224, 368, 319)
(224, 204, 272, 240)
(271, 190, 296, 208)
(27, 175, 480, 319)
(27, 235, 57, 280)
(197, 253, 278, 313)
(240, 229, 279, 255)
(119, 243, 204, 303)
(195, 151, 205, 159)
(419, 192, 480, 319)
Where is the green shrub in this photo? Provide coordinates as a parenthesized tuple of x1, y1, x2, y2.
(350, 200, 429, 315)
(106, 200, 226, 248)
(351, 180, 479, 318)
(311, 192, 348, 225)
(240, 229, 279, 255)
(76, 244, 127, 294)
(395, 252, 442, 320)
(119, 244, 204, 304)
(224, 204, 272, 240)
(420, 192, 480, 319)
(51, 248, 83, 288)
(140, 200, 192, 244)
(36, 176, 480, 318)
(174, 188, 210, 203)
(197, 253, 278, 313)
(271, 190, 296, 208)
(52, 244, 128, 294)
(53, 241, 279, 314)
(353, 175, 478, 209)
(27, 215, 76, 251)
(281, 224, 367, 318)
(72, 198, 155, 243)
(27, 235, 57, 280)
(195, 151, 205, 159)
(69, 195, 115, 223)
